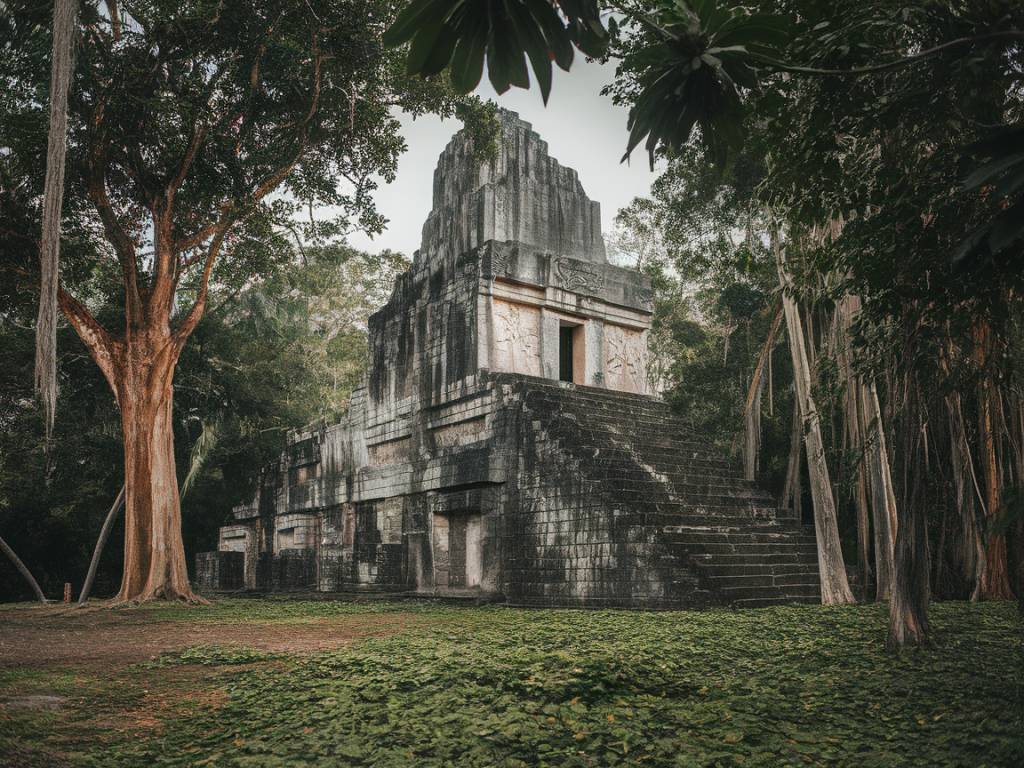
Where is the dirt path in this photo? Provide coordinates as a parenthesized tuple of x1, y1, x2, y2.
(0, 604, 423, 672)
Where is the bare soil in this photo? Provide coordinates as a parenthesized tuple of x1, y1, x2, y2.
(0, 603, 423, 672)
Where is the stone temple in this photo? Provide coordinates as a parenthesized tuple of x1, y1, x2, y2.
(196, 111, 822, 608)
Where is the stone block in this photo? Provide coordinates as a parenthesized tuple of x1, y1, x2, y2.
(195, 551, 244, 592)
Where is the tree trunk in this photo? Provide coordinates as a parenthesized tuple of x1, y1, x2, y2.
(743, 376, 762, 481)
(78, 484, 125, 605)
(781, 397, 803, 519)
(0, 534, 48, 602)
(742, 303, 783, 481)
(834, 295, 872, 600)
(946, 393, 985, 592)
(887, 379, 931, 649)
(775, 234, 855, 605)
(887, 490, 932, 648)
(860, 380, 898, 600)
(974, 322, 1014, 599)
(112, 334, 201, 603)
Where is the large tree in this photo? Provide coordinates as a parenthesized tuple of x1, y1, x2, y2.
(0, 0, 487, 602)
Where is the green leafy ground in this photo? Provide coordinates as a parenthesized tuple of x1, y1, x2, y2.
(1, 599, 1021, 767)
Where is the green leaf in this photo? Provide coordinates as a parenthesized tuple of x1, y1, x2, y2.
(487, 3, 529, 93)
(525, 0, 574, 71)
(383, 0, 459, 48)
(449, 10, 489, 94)
(419, 22, 462, 77)
(406, 23, 447, 77)
(506, 0, 553, 103)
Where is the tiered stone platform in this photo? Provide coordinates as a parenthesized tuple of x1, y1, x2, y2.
(504, 377, 821, 608)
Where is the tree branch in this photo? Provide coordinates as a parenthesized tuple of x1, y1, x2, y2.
(171, 28, 324, 340)
(57, 285, 122, 398)
(745, 31, 1024, 77)
(173, 225, 230, 344)
(86, 97, 144, 325)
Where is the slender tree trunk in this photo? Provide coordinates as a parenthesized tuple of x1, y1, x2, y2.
(775, 234, 855, 605)
(0, 534, 48, 602)
(78, 485, 125, 605)
(888, 378, 931, 649)
(853, 441, 871, 601)
(860, 380, 898, 599)
(743, 376, 762, 481)
(742, 303, 783, 481)
(781, 397, 803, 519)
(835, 295, 872, 599)
(974, 322, 1014, 599)
(946, 393, 986, 592)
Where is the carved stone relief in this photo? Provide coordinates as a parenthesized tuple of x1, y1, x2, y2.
(554, 257, 605, 293)
(492, 300, 542, 376)
(432, 418, 486, 449)
(368, 437, 410, 466)
(380, 498, 404, 545)
(488, 241, 517, 278)
(604, 324, 648, 394)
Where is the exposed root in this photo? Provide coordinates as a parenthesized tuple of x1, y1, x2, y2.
(108, 586, 211, 608)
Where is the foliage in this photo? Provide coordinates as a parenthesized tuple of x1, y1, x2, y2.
(1, 599, 1021, 766)
(0, 244, 404, 601)
(956, 121, 1024, 267)
(0, 0, 488, 291)
(383, 0, 607, 103)
(610, 1, 786, 169)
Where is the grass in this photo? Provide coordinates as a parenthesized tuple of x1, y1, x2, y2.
(1, 599, 1021, 767)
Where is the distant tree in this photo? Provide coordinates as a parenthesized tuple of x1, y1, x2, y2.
(0, 0, 489, 603)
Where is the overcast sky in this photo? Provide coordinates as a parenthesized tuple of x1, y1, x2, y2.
(345, 58, 663, 256)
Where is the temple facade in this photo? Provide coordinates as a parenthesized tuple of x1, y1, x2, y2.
(196, 111, 821, 608)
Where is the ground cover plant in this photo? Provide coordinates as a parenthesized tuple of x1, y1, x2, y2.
(1, 598, 1020, 767)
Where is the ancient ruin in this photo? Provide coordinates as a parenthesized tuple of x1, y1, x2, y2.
(196, 111, 821, 608)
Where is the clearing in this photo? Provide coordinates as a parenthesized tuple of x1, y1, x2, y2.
(0, 598, 1020, 767)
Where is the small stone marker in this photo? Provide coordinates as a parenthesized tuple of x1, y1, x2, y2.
(63, 582, 71, 603)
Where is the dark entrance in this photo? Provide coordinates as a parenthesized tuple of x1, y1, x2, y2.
(559, 326, 575, 382)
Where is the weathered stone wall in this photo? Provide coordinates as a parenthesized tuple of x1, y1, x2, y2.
(419, 111, 605, 263)
(195, 551, 244, 592)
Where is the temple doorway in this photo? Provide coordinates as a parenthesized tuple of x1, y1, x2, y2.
(559, 322, 584, 383)
(432, 513, 482, 589)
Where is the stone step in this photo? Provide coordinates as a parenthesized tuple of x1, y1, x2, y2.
(694, 562, 820, 578)
(508, 375, 825, 610)
(663, 530, 816, 545)
(690, 552, 819, 567)
(730, 595, 821, 608)
(716, 582, 822, 602)
(673, 542, 818, 558)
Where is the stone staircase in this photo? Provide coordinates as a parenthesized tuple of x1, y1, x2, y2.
(514, 378, 821, 608)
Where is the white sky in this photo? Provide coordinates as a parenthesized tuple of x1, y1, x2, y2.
(345, 57, 663, 256)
